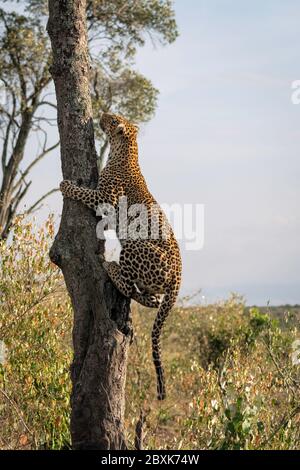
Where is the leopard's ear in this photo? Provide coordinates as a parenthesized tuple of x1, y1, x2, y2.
(115, 123, 125, 135)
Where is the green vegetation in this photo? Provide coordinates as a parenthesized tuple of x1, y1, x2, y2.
(1, 218, 300, 449)
(0, 217, 72, 449)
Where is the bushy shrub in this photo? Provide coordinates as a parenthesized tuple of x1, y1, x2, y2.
(0, 217, 72, 449)
(126, 297, 300, 450)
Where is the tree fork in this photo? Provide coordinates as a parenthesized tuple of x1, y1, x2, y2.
(47, 0, 131, 450)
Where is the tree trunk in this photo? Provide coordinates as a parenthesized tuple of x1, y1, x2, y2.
(47, 0, 132, 450)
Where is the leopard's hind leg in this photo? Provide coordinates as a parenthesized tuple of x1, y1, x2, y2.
(103, 261, 133, 297)
(103, 260, 161, 308)
(132, 290, 161, 308)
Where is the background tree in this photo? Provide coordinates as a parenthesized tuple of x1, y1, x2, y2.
(0, 8, 57, 238)
(92, 67, 158, 170)
(0, 0, 177, 238)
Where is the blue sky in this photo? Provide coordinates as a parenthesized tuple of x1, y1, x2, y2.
(18, 0, 300, 305)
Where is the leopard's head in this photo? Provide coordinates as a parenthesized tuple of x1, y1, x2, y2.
(100, 113, 139, 142)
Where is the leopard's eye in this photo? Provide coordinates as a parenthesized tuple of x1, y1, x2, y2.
(111, 119, 118, 126)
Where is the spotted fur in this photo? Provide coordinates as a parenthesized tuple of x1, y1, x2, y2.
(60, 113, 182, 400)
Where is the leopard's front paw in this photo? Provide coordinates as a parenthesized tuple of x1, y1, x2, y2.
(60, 180, 74, 197)
(103, 260, 119, 273)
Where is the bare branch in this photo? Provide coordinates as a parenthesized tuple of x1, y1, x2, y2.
(27, 71, 52, 104)
(0, 389, 34, 438)
(11, 179, 32, 210)
(12, 141, 60, 192)
(1, 116, 13, 172)
(24, 188, 59, 214)
(32, 116, 58, 126)
(37, 100, 57, 110)
(3, 109, 36, 194)
(1, 179, 32, 238)
(1, 87, 18, 172)
(0, 78, 20, 127)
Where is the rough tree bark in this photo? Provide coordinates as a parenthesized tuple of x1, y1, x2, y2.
(47, 0, 132, 450)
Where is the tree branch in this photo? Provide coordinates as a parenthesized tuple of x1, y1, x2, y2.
(12, 141, 60, 193)
(25, 188, 59, 214)
(0, 179, 32, 239)
(37, 100, 57, 110)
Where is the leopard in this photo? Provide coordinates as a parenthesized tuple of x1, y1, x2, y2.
(59, 113, 182, 400)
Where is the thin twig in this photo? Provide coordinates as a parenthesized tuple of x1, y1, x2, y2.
(24, 188, 59, 214)
(0, 389, 34, 439)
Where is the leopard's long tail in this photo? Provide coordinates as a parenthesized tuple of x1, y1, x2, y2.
(152, 282, 179, 400)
